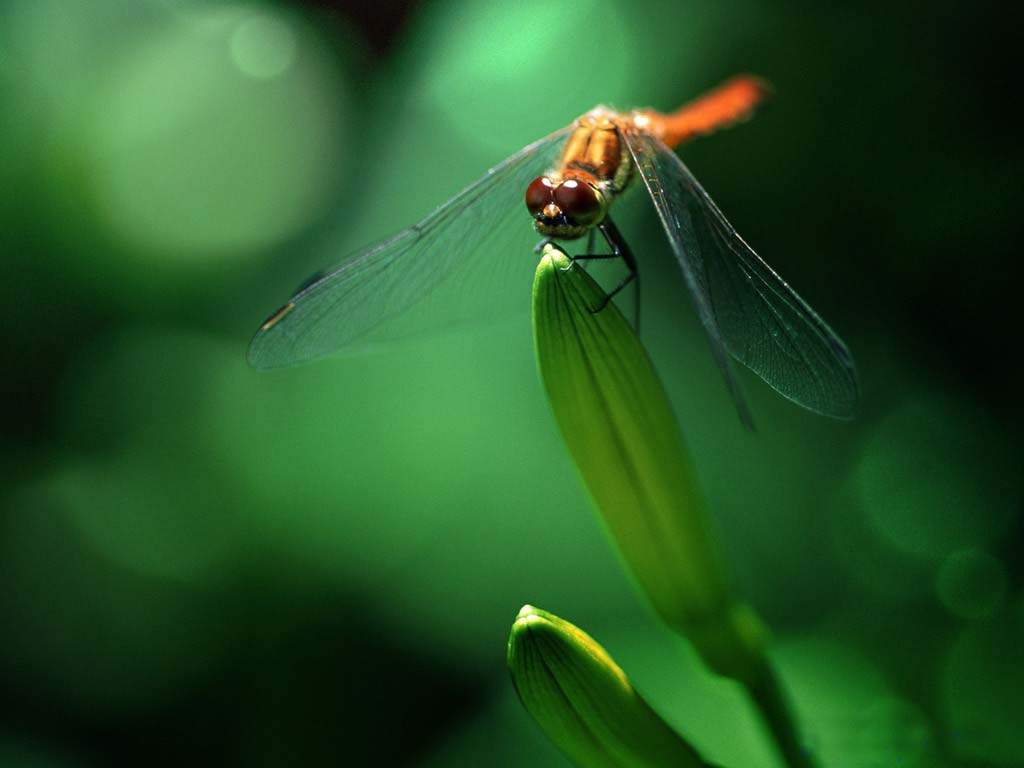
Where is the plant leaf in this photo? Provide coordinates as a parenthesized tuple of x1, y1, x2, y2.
(531, 244, 765, 680)
(508, 604, 717, 768)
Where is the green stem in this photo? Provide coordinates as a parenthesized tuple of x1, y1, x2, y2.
(744, 660, 820, 768)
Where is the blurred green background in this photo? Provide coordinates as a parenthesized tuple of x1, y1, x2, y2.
(1, 0, 1020, 765)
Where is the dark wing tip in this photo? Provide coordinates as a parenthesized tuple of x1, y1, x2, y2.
(247, 301, 296, 370)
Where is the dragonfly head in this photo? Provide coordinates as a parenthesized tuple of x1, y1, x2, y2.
(525, 175, 607, 240)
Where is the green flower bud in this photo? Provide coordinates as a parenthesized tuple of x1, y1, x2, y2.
(531, 245, 766, 682)
(507, 605, 715, 768)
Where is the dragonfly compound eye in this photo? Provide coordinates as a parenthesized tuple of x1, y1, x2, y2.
(554, 179, 604, 226)
(525, 176, 555, 217)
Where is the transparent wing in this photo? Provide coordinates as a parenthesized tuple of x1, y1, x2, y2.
(624, 130, 858, 421)
(248, 127, 572, 369)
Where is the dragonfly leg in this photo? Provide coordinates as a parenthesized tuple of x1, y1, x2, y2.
(588, 218, 640, 324)
(591, 271, 636, 312)
(568, 228, 618, 270)
(569, 253, 619, 263)
(533, 236, 554, 255)
(577, 228, 597, 272)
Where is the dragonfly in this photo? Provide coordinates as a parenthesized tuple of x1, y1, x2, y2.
(249, 75, 858, 425)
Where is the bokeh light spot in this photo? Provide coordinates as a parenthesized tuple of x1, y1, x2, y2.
(417, 0, 632, 154)
(49, 456, 240, 585)
(854, 393, 1017, 560)
(85, 5, 347, 260)
(230, 14, 296, 79)
(936, 548, 1007, 620)
(827, 479, 936, 601)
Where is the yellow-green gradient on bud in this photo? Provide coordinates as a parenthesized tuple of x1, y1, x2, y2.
(531, 245, 766, 681)
(507, 605, 713, 768)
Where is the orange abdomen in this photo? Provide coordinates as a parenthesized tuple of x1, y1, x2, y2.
(640, 75, 771, 148)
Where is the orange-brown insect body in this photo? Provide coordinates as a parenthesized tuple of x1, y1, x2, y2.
(558, 113, 634, 194)
(526, 75, 769, 240)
